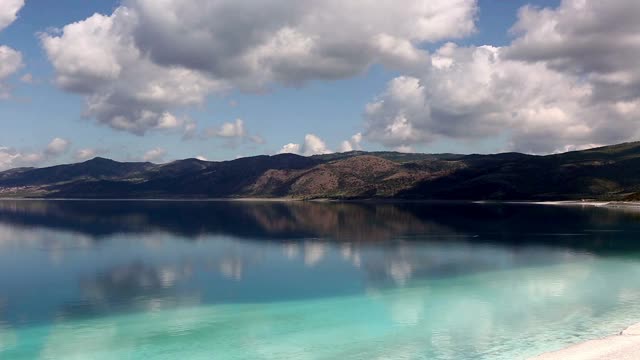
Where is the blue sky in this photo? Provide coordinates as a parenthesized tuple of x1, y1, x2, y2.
(2, 0, 639, 168)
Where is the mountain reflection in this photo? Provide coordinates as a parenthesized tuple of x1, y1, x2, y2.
(0, 200, 446, 242)
(1, 200, 640, 328)
(0, 200, 640, 252)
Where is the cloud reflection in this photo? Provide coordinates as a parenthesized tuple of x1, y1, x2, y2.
(0, 200, 639, 255)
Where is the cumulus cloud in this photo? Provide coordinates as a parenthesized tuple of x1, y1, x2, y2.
(0, 47, 21, 79)
(364, 0, 640, 154)
(0, 137, 71, 171)
(74, 148, 107, 161)
(206, 119, 245, 138)
(45, 138, 71, 156)
(0, 0, 23, 32)
(0, 46, 22, 99)
(278, 143, 302, 155)
(364, 45, 601, 153)
(0, 147, 43, 170)
(507, 0, 640, 99)
(128, 0, 475, 84)
(278, 134, 332, 156)
(303, 134, 332, 155)
(41, 0, 477, 135)
(40, 9, 224, 135)
(339, 133, 363, 152)
(203, 119, 265, 146)
(142, 147, 166, 162)
(75, 148, 96, 161)
(0, 1, 25, 99)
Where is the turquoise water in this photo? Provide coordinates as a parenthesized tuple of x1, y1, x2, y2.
(1, 201, 640, 359)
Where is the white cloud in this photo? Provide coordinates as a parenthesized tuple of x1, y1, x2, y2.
(0, 0, 23, 32)
(0, 137, 71, 171)
(339, 141, 353, 153)
(303, 134, 331, 156)
(45, 138, 71, 156)
(0, 46, 22, 99)
(207, 119, 245, 138)
(278, 143, 302, 155)
(364, 76, 432, 147)
(74, 148, 101, 161)
(128, 0, 476, 84)
(0, 46, 22, 79)
(373, 34, 430, 72)
(278, 134, 332, 156)
(142, 147, 166, 162)
(365, 45, 601, 153)
(507, 0, 640, 99)
(364, 0, 640, 154)
(41, 0, 477, 135)
(0, 0, 24, 100)
(195, 155, 208, 161)
(203, 119, 265, 146)
(339, 133, 363, 152)
(37, 0, 640, 154)
(0, 147, 42, 170)
(155, 113, 182, 130)
(40, 9, 224, 135)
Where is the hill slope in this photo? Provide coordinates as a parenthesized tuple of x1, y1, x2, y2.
(3, 142, 640, 200)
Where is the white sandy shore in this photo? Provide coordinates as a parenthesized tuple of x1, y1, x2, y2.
(540, 201, 640, 211)
(475, 200, 640, 210)
(529, 323, 640, 360)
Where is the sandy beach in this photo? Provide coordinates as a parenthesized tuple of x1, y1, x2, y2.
(530, 323, 640, 360)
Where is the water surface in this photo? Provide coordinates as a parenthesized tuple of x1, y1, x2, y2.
(1, 200, 640, 359)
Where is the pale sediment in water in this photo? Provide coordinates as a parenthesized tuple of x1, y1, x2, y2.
(530, 323, 640, 360)
(490, 200, 640, 210)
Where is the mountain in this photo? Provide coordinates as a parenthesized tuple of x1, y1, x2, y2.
(3, 142, 640, 200)
(0, 157, 153, 186)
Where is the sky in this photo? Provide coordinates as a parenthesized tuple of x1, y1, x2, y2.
(1, 0, 639, 169)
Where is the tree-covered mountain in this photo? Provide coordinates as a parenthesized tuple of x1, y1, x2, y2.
(3, 142, 640, 200)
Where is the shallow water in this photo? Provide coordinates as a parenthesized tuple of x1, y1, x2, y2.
(1, 200, 640, 359)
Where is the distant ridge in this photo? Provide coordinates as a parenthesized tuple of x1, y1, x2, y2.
(3, 141, 640, 200)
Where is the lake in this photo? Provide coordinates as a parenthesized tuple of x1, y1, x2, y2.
(1, 200, 640, 359)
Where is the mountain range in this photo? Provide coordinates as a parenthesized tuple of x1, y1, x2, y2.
(3, 141, 640, 200)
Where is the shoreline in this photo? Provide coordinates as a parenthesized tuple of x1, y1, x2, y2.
(530, 323, 640, 360)
(1, 197, 640, 208)
(0, 197, 301, 202)
(2, 196, 640, 206)
(512, 200, 640, 210)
